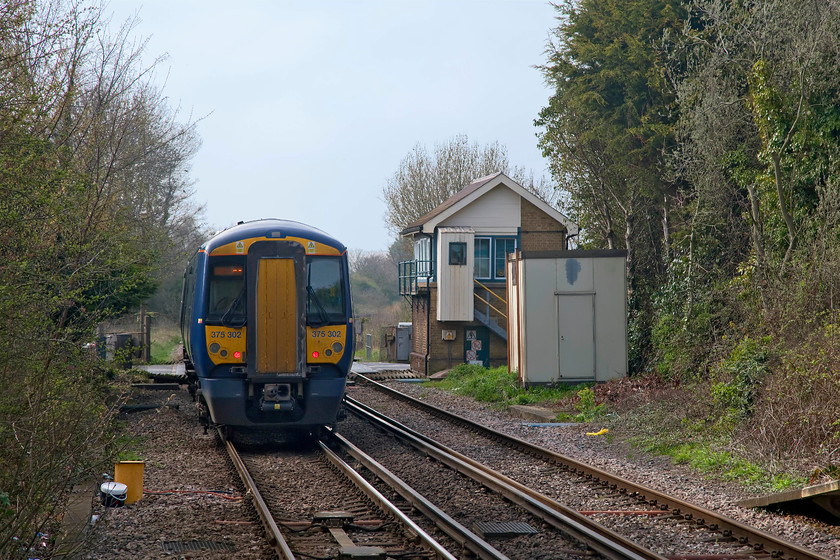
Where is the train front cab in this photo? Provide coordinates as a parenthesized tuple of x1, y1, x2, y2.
(194, 236, 353, 430)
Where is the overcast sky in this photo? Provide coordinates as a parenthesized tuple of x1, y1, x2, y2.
(107, 0, 559, 251)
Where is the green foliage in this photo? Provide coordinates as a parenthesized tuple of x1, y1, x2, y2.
(150, 335, 181, 364)
(0, 491, 10, 518)
(431, 364, 579, 409)
(538, 0, 840, 492)
(751, 318, 840, 462)
(111, 430, 146, 462)
(710, 336, 771, 427)
(0, 1, 203, 555)
(350, 250, 401, 314)
(435, 364, 521, 404)
(538, 0, 686, 374)
(653, 440, 800, 491)
(573, 387, 606, 422)
(626, 401, 804, 492)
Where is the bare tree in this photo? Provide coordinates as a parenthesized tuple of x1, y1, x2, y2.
(382, 134, 557, 234)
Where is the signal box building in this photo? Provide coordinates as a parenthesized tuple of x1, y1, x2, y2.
(398, 173, 578, 374)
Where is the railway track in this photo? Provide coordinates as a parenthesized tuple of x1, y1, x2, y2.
(338, 400, 662, 559)
(346, 374, 833, 560)
(221, 422, 663, 558)
(221, 429, 453, 559)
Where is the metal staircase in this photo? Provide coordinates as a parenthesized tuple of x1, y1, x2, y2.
(473, 280, 507, 341)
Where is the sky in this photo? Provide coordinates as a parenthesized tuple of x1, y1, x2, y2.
(107, 0, 560, 251)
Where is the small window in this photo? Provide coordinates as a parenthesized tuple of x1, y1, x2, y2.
(449, 242, 467, 265)
(414, 237, 431, 276)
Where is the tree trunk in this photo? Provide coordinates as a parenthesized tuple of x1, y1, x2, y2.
(772, 152, 797, 276)
(745, 183, 769, 312)
(662, 193, 671, 262)
(685, 194, 701, 321)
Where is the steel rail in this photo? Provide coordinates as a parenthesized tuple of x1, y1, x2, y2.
(326, 428, 510, 560)
(220, 430, 294, 560)
(344, 397, 665, 560)
(352, 375, 833, 560)
(317, 432, 459, 560)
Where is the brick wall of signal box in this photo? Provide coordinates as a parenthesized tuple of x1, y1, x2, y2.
(519, 199, 567, 252)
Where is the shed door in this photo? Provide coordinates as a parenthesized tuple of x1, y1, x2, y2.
(256, 257, 297, 373)
(557, 294, 594, 379)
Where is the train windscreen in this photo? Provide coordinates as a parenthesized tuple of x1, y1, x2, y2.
(206, 257, 247, 326)
(306, 256, 346, 325)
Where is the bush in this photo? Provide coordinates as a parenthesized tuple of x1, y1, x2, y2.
(574, 387, 606, 422)
(710, 336, 771, 428)
(0, 347, 121, 558)
(438, 364, 520, 403)
(745, 321, 840, 468)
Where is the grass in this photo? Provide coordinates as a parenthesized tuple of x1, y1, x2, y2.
(641, 439, 804, 492)
(110, 426, 146, 463)
(148, 320, 182, 364)
(429, 364, 590, 415)
(624, 403, 806, 493)
(150, 335, 181, 364)
(355, 348, 385, 362)
(435, 365, 805, 491)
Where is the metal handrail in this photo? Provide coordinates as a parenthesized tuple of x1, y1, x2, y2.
(398, 259, 434, 296)
(474, 278, 507, 305)
(474, 292, 507, 319)
(473, 278, 507, 319)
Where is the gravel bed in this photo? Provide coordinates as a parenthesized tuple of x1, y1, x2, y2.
(345, 381, 840, 558)
(83, 385, 272, 559)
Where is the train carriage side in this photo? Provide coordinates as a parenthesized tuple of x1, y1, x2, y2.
(179, 219, 354, 431)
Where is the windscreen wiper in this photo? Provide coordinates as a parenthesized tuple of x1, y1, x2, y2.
(307, 285, 329, 325)
(222, 287, 246, 328)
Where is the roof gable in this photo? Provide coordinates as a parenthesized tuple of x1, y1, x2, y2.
(400, 172, 577, 236)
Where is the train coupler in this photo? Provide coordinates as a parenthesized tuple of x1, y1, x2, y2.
(258, 383, 294, 412)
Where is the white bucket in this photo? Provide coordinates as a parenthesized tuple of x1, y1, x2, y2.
(100, 482, 128, 507)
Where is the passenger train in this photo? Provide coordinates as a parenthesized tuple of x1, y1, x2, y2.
(179, 219, 353, 436)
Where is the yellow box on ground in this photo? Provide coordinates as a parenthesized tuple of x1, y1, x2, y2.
(115, 460, 145, 504)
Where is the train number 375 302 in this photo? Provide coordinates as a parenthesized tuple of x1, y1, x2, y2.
(312, 330, 342, 338)
(210, 330, 242, 339)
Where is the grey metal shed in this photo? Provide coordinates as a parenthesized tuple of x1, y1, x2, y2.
(506, 250, 628, 385)
(396, 322, 412, 362)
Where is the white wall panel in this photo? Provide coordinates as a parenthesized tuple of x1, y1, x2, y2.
(440, 186, 521, 232)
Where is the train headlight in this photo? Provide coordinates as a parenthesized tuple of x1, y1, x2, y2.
(332, 342, 343, 353)
(234, 351, 242, 359)
(312, 350, 320, 358)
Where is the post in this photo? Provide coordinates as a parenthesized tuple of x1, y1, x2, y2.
(143, 314, 152, 363)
